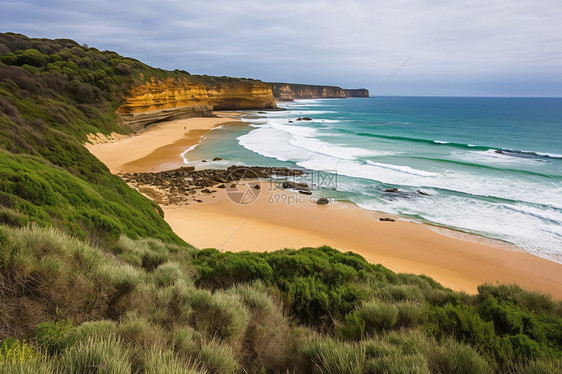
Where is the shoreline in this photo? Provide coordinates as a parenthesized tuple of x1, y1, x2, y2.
(85, 114, 243, 174)
(85, 116, 562, 298)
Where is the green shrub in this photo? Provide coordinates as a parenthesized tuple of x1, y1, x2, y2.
(117, 314, 167, 350)
(0, 338, 36, 365)
(396, 301, 425, 328)
(190, 290, 249, 341)
(200, 339, 237, 374)
(359, 301, 398, 333)
(34, 319, 73, 354)
(428, 338, 491, 374)
(337, 311, 366, 340)
(62, 321, 117, 347)
(172, 326, 201, 357)
(300, 338, 364, 374)
(17, 49, 48, 67)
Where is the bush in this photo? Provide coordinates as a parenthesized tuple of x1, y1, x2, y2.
(337, 311, 366, 340)
(428, 338, 491, 374)
(396, 301, 425, 328)
(0, 338, 36, 365)
(34, 319, 73, 354)
(200, 339, 237, 374)
(359, 301, 398, 333)
(300, 338, 364, 374)
(17, 49, 48, 67)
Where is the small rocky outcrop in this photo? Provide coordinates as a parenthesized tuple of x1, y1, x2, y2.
(317, 197, 330, 205)
(120, 165, 306, 205)
(282, 181, 310, 191)
(379, 217, 395, 222)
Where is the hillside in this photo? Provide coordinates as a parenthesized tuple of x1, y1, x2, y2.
(0, 33, 561, 373)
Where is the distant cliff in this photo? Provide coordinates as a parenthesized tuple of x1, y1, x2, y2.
(117, 78, 277, 130)
(344, 88, 369, 98)
(269, 83, 369, 100)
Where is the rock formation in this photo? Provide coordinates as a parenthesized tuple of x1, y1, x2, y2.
(269, 83, 369, 100)
(117, 78, 277, 131)
(344, 88, 369, 98)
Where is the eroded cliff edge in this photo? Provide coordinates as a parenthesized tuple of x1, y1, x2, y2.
(268, 82, 369, 100)
(117, 78, 277, 131)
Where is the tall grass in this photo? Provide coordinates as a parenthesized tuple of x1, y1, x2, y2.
(57, 335, 131, 374)
(358, 301, 399, 333)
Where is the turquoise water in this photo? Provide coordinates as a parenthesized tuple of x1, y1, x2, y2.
(186, 97, 562, 262)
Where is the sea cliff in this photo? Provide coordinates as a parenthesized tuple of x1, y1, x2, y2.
(117, 78, 276, 130)
(269, 82, 369, 100)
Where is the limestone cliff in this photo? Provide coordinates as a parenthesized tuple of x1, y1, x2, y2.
(269, 83, 369, 100)
(118, 78, 276, 131)
(268, 83, 347, 100)
(344, 88, 369, 98)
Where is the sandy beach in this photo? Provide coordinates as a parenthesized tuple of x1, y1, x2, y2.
(86, 116, 562, 298)
(86, 115, 241, 174)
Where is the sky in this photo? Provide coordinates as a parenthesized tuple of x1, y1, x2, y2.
(1, 0, 562, 97)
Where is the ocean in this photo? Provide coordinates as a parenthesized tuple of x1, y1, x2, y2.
(184, 97, 562, 263)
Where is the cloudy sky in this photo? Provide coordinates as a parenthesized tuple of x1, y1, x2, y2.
(2, 0, 561, 96)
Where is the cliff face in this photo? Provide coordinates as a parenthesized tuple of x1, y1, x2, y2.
(117, 79, 276, 130)
(269, 83, 369, 100)
(344, 88, 369, 98)
(269, 83, 346, 100)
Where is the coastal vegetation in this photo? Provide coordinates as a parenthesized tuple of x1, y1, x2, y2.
(1, 33, 561, 373)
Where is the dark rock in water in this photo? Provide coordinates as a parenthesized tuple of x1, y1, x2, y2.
(288, 120, 293, 123)
(202, 160, 207, 162)
(258, 111, 267, 114)
(299, 190, 312, 195)
(385, 188, 399, 193)
(301, 117, 312, 121)
(282, 181, 309, 190)
(495, 150, 503, 154)
(317, 197, 330, 205)
(417, 190, 429, 196)
(379, 217, 395, 222)
(217, 184, 226, 188)
(296, 117, 302, 121)
(254, 184, 261, 189)
(201, 188, 212, 193)
(213, 157, 223, 161)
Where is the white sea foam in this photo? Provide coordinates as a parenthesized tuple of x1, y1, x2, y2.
(365, 161, 439, 177)
(297, 156, 562, 209)
(452, 150, 540, 165)
(180, 138, 205, 164)
(352, 191, 562, 263)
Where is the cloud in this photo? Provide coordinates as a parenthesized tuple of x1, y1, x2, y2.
(1, 0, 561, 96)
